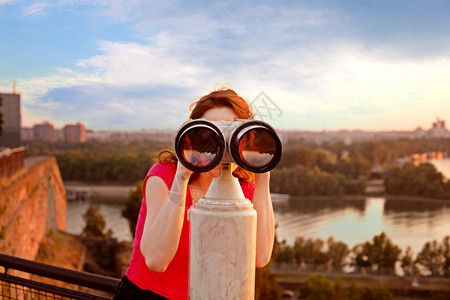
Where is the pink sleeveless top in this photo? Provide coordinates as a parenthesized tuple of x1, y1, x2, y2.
(125, 162, 255, 300)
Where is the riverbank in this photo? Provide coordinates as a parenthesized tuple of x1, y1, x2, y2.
(37, 231, 450, 300)
(288, 194, 450, 204)
(64, 181, 134, 203)
(63, 180, 450, 205)
(286, 179, 450, 204)
(276, 271, 450, 299)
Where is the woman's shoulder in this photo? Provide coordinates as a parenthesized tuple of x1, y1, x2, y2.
(145, 162, 177, 189)
(149, 161, 177, 175)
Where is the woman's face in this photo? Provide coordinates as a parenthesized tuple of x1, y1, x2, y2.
(202, 106, 238, 177)
(202, 106, 237, 122)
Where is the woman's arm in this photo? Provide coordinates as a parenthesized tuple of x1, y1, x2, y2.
(140, 162, 192, 272)
(253, 172, 275, 268)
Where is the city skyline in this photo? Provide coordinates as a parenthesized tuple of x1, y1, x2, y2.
(21, 116, 448, 133)
(1, 1, 450, 131)
(20, 116, 450, 146)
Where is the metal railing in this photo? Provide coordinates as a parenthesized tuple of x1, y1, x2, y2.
(0, 253, 120, 299)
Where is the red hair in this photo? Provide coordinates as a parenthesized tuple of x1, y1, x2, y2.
(158, 88, 255, 183)
(189, 88, 254, 120)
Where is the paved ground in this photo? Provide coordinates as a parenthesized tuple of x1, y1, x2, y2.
(24, 156, 51, 169)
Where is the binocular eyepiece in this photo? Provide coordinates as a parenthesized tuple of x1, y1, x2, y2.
(175, 119, 282, 173)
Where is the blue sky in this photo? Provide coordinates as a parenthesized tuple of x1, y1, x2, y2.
(1, 0, 450, 131)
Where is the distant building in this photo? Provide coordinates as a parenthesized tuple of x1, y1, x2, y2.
(34, 121, 55, 141)
(63, 122, 86, 142)
(22, 122, 86, 142)
(21, 127, 34, 141)
(412, 127, 427, 139)
(432, 117, 446, 130)
(428, 117, 449, 138)
(0, 92, 21, 148)
(85, 128, 176, 143)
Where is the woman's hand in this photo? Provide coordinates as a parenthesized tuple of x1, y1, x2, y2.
(175, 161, 194, 182)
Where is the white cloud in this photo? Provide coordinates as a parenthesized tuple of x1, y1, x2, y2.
(22, 2, 49, 16)
(0, 0, 15, 5)
(107, 102, 136, 115)
(28, 34, 449, 131)
(16, 72, 100, 105)
(76, 41, 209, 87)
(5, 0, 450, 131)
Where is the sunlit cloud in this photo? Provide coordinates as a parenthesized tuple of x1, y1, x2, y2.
(76, 41, 208, 87)
(2, 0, 450, 131)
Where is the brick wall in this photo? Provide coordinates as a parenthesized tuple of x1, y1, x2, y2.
(0, 156, 67, 260)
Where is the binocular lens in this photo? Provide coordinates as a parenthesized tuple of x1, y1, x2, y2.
(175, 121, 225, 173)
(238, 129, 277, 168)
(231, 123, 282, 173)
(180, 128, 221, 168)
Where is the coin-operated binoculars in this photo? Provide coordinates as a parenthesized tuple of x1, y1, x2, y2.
(175, 119, 282, 299)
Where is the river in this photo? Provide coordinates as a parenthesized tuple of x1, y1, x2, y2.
(273, 196, 450, 254)
(66, 194, 450, 256)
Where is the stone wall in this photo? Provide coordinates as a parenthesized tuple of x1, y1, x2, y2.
(0, 156, 66, 260)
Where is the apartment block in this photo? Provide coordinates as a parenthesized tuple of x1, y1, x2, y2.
(63, 122, 86, 142)
(34, 121, 55, 141)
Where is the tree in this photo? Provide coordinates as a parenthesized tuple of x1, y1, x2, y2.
(352, 242, 372, 272)
(315, 149, 335, 172)
(299, 274, 347, 300)
(278, 146, 317, 169)
(442, 236, 450, 277)
(122, 181, 143, 237)
(304, 238, 328, 269)
(352, 141, 392, 166)
(352, 232, 401, 274)
(255, 264, 282, 300)
(326, 237, 349, 272)
(383, 162, 450, 199)
(370, 143, 392, 166)
(80, 205, 118, 277)
(416, 239, 445, 276)
(371, 232, 401, 270)
(291, 237, 328, 270)
(293, 236, 306, 266)
(82, 205, 112, 238)
(276, 241, 295, 263)
(400, 246, 418, 276)
(271, 165, 347, 197)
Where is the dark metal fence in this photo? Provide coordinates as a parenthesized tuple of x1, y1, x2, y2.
(0, 253, 120, 300)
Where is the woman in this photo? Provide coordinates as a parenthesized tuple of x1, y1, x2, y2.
(114, 88, 275, 299)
